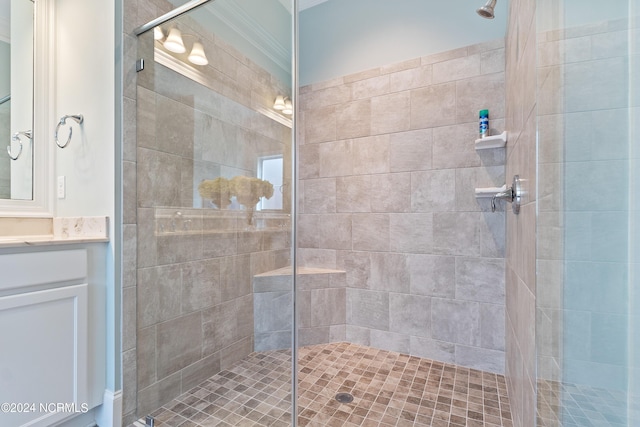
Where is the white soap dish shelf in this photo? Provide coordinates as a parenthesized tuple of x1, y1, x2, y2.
(475, 184, 507, 198)
(475, 131, 507, 150)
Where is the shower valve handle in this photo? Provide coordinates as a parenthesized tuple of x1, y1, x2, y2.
(491, 175, 522, 214)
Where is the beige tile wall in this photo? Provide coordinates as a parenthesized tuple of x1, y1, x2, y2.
(299, 39, 508, 374)
(504, 0, 537, 426)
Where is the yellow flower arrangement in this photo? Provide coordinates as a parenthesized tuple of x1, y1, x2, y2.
(198, 176, 274, 212)
(197, 177, 232, 208)
(230, 175, 274, 208)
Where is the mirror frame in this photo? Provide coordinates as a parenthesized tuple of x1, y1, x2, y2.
(0, 0, 53, 217)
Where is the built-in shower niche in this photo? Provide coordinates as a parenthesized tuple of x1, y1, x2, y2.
(253, 266, 347, 351)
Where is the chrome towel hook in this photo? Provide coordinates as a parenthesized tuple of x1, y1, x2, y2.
(55, 114, 84, 148)
(7, 130, 32, 160)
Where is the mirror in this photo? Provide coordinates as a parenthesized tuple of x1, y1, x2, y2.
(0, 0, 52, 218)
(0, 0, 34, 202)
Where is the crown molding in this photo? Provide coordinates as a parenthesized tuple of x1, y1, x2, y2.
(275, 0, 328, 13)
(207, 0, 290, 76)
(277, 0, 291, 14)
(300, 0, 330, 11)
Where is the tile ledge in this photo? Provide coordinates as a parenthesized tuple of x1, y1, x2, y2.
(254, 266, 345, 277)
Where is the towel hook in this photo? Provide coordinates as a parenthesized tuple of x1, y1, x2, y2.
(55, 114, 84, 148)
(7, 130, 32, 160)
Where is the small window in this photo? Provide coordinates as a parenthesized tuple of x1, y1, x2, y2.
(257, 155, 283, 210)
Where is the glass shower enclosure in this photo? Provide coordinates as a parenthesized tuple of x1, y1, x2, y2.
(133, 0, 297, 424)
(536, 0, 639, 425)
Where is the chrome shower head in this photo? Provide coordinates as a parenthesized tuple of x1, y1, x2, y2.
(477, 0, 497, 19)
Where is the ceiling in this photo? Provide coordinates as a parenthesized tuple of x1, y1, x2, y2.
(277, 0, 329, 13)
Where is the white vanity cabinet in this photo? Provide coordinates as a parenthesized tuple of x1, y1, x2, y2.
(0, 247, 106, 427)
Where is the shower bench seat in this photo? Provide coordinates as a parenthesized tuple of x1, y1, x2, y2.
(253, 266, 347, 352)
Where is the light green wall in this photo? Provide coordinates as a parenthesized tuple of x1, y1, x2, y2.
(299, 0, 508, 85)
(0, 41, 9, 97)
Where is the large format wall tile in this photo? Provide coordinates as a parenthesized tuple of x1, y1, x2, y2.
(300, 40, 507, 374)
(370, 173, 411, 213)
(319, 140, 353, 177)
(411, 169, 456, 212)
(368, 252, 410, 293)
(352, 135, 390, 175)
(389, 129, 432, 172)
(351, 75, 390, 100)
(352, 214, 390, 252)
(432, 298, 481, 347)
(156, 312, 202, 379)
(410, 82, 457, 129)
(456, 73, 505, 124)
(371, 92, 411, 134)
(455, 257, 505, 304)
(347, 289, 390, 330)
(432, 54, 481, 84)
(433, 212, 481, 257)
(389, 293, 431, 338)
(337, 175, 372, 212)
(137, 265, 182, 328)
(389, 213, 432, 253)
(408, 254, 456, 298)
(389, 65, 432, 92)
(305, 107, 337, 144)
(337, 99, 371, 139)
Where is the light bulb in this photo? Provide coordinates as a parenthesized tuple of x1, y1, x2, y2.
(282, 98, 293, 115)
(273, 96, 286, 111)
(153, 26, 164, 40)
(164, 28, 186, 53)
(188, 41, 208, 65)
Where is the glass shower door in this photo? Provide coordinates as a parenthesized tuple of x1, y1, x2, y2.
(536, 0, 639, 425)
(132, 1, 296, 424)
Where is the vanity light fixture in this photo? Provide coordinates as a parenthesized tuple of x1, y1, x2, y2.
(188, 41, 209, 65)
(155, 26, 209, 66)
(273, 96, 292, 115)
(164, 27, 186, 53)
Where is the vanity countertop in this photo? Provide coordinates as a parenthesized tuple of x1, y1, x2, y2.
(0, 216, 109, 248)
(0, 234, 109, 248)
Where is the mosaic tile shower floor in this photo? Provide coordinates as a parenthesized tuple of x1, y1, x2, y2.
(537, 379, 635, 427)
(137, 342, 512, 426)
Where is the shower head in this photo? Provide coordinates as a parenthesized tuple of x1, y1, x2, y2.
(476, 0, 497, 19)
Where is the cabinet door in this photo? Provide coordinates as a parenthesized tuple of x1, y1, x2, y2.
(0, 284, 88, 427)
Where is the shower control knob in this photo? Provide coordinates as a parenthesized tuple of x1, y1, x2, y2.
(491, 175, 522, 214)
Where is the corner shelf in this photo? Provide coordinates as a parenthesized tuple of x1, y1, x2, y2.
(475, 131, 507, 150)
(475, 185, 507, 199)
